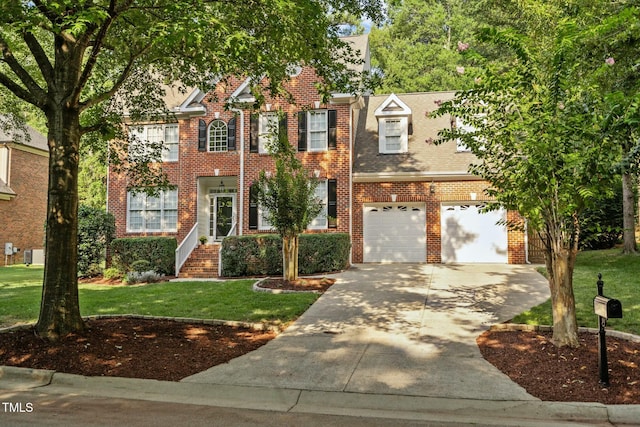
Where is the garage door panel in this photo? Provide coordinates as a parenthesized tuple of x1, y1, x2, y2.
(364, 204, 426, 263)
(441, 204, 508, 263)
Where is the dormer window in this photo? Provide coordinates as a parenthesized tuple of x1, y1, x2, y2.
(374, 94, 412, 154)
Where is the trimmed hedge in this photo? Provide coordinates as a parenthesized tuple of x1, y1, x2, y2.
(221, 233, 350, 277)
(111, 237, 177, 275)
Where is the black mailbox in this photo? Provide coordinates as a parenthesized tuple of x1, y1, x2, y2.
(593, 295, 623, 319)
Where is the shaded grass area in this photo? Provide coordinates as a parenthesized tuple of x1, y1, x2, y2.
(0, 265, 317, 327)
(513, 249, 640, 335)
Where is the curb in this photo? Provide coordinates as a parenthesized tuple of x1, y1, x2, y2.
(489, 323, 640, 343)
(0, 366, 54, 390)
(4, 368, 640, 425)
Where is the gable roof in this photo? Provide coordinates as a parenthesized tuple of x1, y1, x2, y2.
(0, 124, 48, 152)
(353, 92, 479, 181)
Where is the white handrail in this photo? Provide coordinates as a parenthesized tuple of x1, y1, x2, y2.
(175, 222, 199, 277)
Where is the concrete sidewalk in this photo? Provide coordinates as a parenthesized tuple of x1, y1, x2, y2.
(2, 264, 639, 426)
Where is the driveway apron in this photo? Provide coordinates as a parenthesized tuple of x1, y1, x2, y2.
(182, 264, 550, 401)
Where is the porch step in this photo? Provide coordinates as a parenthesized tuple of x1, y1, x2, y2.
(178, 244, 220, 278)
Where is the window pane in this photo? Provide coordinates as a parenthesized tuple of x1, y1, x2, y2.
(308, 111, 327, 151)
(145, 210, 161, 230)
(208, 120, 227, 152)
(129, 211, 144, 230)
(310, 181, 328, 228)
(163, 190, 177, 209)
(259, 113, 278, 152)
(146, 195, 161, 209)
(164, 124, 179, 161)
(163, 210, 177, 230)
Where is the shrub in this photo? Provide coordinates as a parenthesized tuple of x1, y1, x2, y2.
(298, 233, 350, 274)
(221, 233, 350, 277)
(221, 234, 282, 277)
(579, 182, 625, 250)
(124, 270, 164, 285)
(78, 205, 115, 277)
(111, 237, 177, 275)
(130, 259, 152, 273)
(103, 267, 122, 280)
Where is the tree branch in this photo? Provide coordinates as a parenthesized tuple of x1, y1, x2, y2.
(22, 30, 55, 89)
(0, 35, 47, 108)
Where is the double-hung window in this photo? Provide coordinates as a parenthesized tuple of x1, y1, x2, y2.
(258, 112, 279, 153)
(297, 109, 337, 152)
(378, 117, 408, 154)
(309, 180, 328, 229)
(308, 111, 328, 151)
(129, 124, 179, 162)
(127, 189, 178, 232)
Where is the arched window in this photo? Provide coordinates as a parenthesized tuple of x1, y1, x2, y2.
(208, 120, 227, 152)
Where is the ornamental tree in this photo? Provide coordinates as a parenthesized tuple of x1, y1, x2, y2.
(436, 17, 619, 347)
(0, 0, 382, 340)
(253, 118, 323, 282)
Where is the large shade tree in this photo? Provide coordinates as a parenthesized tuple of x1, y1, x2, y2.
(436, 2, 622, 347)
(0, 0, 382, 340)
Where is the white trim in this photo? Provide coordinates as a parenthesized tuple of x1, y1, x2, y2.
(378, 117, 408, 154)
(307, 110, 328, 152)
(228, 78, 257, 104)
(374, 93, 412, 118)
(126, 189, 178, 233)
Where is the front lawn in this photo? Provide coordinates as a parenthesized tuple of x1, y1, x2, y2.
(0, 265, 318, 328)
(513, 249, 640, 335)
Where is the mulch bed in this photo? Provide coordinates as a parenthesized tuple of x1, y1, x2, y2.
(477, 329, 640, 404)
(255, 277, 336, 293)
(0, 318, 275, 382)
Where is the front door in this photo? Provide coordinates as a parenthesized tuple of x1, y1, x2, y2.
(210, 194, 236, 240)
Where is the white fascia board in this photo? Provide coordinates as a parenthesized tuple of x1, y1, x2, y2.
(353, 171, 476, 183)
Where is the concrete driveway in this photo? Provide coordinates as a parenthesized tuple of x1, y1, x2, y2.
(183, 264, 550, 401)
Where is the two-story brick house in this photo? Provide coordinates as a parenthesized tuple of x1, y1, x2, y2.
(0, 124, 48, 264)
(107, 35, 528, 277)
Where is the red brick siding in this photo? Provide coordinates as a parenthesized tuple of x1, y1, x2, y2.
(108, 70, 352, 243)
(0, 148, 48, 254)
(352, 180, 526, 264)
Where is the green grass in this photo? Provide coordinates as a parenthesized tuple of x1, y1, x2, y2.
(0, 265, 318, 327)
(513, 249, 640, 335)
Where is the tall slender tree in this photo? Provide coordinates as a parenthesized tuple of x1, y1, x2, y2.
(0, 0, 382, 340)
(435, 4, 621, 347)
(254, 117, 323, 282)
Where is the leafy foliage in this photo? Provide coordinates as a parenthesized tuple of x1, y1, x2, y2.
(0, 0, 385, 337)
(221, 233, 350, 277)
(432, 1, 627, 346)
(254, 118, 323, 239)
(78, 205, 115, 278)
(111, 237, 177, 276)
(369, 0, 487, 92)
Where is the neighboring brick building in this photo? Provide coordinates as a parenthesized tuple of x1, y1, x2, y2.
(0, 125, 48, 263)
(107, 35, 529, 276)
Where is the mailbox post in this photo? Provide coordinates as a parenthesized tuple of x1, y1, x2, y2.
(593, 273, 623, 387)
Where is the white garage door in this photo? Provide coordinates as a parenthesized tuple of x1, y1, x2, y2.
(363, 203, 426, 263)
(440, 204, 508, 263)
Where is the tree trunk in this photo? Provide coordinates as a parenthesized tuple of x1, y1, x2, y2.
(621, 172, 637, 254)
(283, 234, 298, 282)
(35, 106, 84, 341)
(544, 243, 579, 348)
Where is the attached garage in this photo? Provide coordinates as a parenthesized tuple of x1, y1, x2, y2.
(363, 203, 426, 262)
(440, 203, 508, 263)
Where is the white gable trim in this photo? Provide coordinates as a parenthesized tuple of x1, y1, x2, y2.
(374, 93, 412, 118)
(176, 88, 206, 117)
(228, 77, 257, 104)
